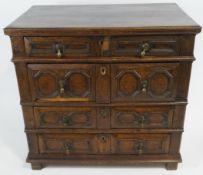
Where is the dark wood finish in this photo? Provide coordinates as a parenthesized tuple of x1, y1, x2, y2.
(38, 133, 171, 155)
(24, 37, 99, 57)
(39, 134, 98, 154)
(111, 106, 174, 129)
(111, 134, 170, 154)
(34, 107, 97, 129)
(27, 154, 181, 166)
(31, 162, 43, 170)
(96, 64, 110, 103)
(4, 3, 201, 170)
(165, 162, 178, 170)
(110, 36, 180, 57)
(27, 64, 95, 102)
(4, 4, 201, 36)
(97, 107, 110, 129)
(111, 63, 179, 102)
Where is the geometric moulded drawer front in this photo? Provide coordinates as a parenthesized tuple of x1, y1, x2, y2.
(38, 134, 98, 154)
(111, 63, 179, 102)
(34, 107, 97, 129)
(28, 63, 180, 103)
(111, 134, 170, 154)
(111, 106, 174, 129)
(110, 35, 180, 57)
(24, 37, 98, 57)
(27, 64, 96, 102)
(38, 134, 170, 155)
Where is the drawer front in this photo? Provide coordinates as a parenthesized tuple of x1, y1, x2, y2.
(28, 64, 95, 102)
(24, 37, 98, 57)
(34, 107, 96, 128)
(39, 134, 111, 154)
(111, 134, 170, 155)
(38, 134, 170, 155)
(111, 106, 174, 129)
(110, 36, 180, 57)
(39, 134, 98, 154)
(111, 63, 179, 102)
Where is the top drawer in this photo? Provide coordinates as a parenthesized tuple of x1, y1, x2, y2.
(24, 37, 98, 57)
(22, 35, 191, 58)
(109, 36, 181, 57)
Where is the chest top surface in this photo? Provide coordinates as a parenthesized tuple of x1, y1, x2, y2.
(4, 3, 201, 35)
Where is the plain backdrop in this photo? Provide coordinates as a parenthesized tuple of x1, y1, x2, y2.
(0, 0, 203, 175)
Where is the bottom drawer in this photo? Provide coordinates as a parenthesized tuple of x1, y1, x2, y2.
(38, 133, 170, 155)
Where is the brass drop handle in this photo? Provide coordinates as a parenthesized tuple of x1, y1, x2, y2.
(138, 115, 145, 128)
(64, 142, 72, 153)
(136, 142, 144, 155)
(100, 37, 111, 56)
(62, 116, 71, 126)
(59, 80, 65, 94)
(100, 66, 107, 76)
(99, 40, 103, 46)
(141, 80, 148, 92)
(56, 44, 62, 58)
(141, 43, 150, 57)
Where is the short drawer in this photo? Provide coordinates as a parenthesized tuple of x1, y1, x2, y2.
(111, 134, 170, 155)
(109, 35, 180, 57)
(34, 107, 97, 128)
(111, 106, 174, 129)
(111, 63, 179, 102)
(27, 64, 96, 102)
(24, 37, 98, 57)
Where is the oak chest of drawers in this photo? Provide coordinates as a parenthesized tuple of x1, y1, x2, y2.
(4, 3, 201, 170)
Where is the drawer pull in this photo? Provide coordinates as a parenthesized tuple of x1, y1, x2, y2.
(141, 43, 150, 57)
(141, 80, 148, 92)
(100, 66, 107, 76)
(64, 143, 72, 154)
(57, 49, 62, 58)
(138, 115, 145, 128)
(59, 80, 65, 95)
(64, 142, 72, 153)
(62, 116, 71, 125)
(99, 40, 103, 45)
(56, 44, 62, 58)
(136, 142, 144, 155)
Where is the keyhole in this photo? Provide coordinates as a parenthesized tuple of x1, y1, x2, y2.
(101, 136, 106, 142)
(100, 67, 107, 76)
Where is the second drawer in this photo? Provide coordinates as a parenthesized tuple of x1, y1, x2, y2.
(34, 106, 174, 129)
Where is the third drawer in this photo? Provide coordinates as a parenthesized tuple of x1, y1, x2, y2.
(34, 106, 176, 129)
